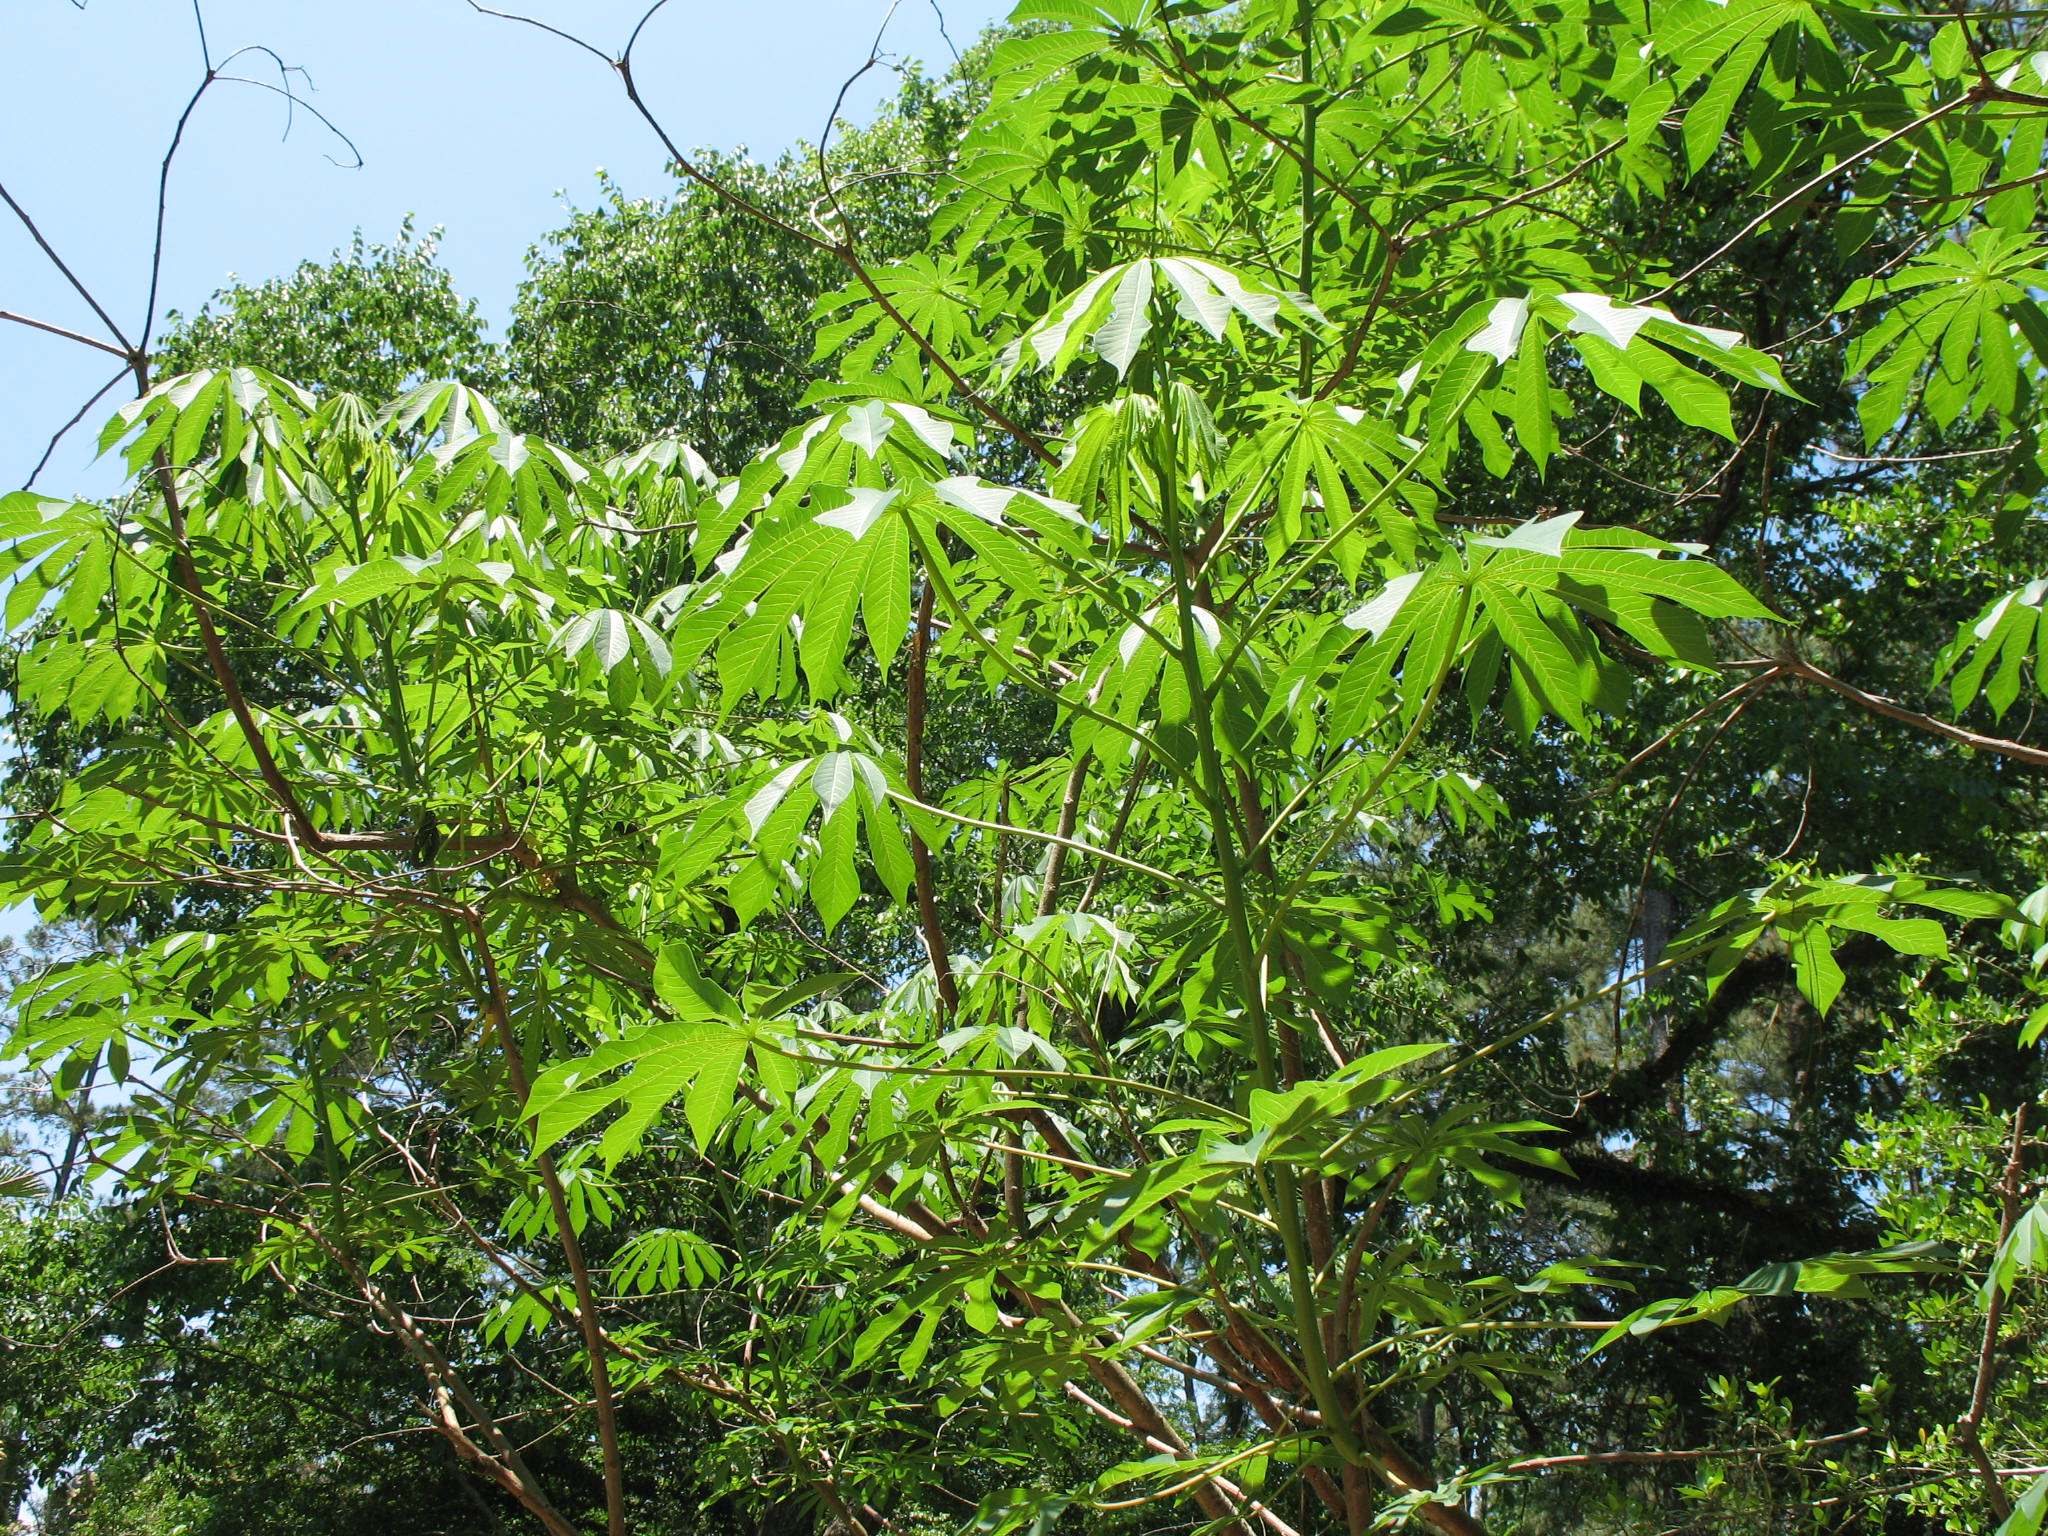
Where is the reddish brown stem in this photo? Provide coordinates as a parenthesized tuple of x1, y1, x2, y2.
(1509, 1428, 1869, 1471)
(906, 579, 960, 1014)
(153, 449, 330, 850)
(1036, 752, 1094, 917)
(1733, 655, 2048, 768)
(469, 916, 630, 1536)
(312, 1227, 579, 1536)
(1959, 1103, 2031, 1521)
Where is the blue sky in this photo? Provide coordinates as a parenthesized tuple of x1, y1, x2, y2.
(3, 0, 1008, 496)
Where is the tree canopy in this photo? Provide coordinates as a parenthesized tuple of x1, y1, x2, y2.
(5, 3, 2048, 1535)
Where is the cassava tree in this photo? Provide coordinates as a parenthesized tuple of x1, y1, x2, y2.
(11, 2, 2048, 1534)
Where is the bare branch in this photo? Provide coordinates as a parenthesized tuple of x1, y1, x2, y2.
(1731, 654, 2048, 768)
(927, 0, 961, 62)
(462, 0, 1061, 464)
(213, 53, 366, 166)
(1509, 1429, 1870, 1472)
(0, 181, 137, 353)
(0, 309, 131, 360)
(621, 0, 677, 66)
(22, 364, 130, 488)
(460, 0, 615, 67)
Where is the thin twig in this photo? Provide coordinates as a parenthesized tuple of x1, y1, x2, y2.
(467, 915, 630, 1536)
(1958, 1104, 2030, 1522)
(23, 365, 130, 487)
(1508, 1428, 1870, 1472)
(0, 181, 137, 351)
(1729, 654, 2048, 768)
(1650, 87, 1986, 301)
(0, 310, 130, 359)
(905, 578, 960, 1013)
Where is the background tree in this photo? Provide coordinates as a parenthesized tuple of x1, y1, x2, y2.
(510, 64, 983, 463)
(155, 220, 501, 404)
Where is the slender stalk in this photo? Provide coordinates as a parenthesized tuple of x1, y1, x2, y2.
(364, 1275, 583, 1536)
(153, 448, 329, 849)
(884, 787, 1216, 908)
(1151, 395, 1364, 1473)
(990, 774, 1012, 943)
(1298, 0, 1320, 394)
(906, 578, 960, 1014)
(1959, 1103, 2031, 1522)
(1077, 764, 1146, 915)
(468, 916, 630, 1536)
(1038, 752, 1092, 917)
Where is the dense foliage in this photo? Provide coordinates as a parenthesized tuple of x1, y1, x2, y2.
(7, 3, 2048, 1535)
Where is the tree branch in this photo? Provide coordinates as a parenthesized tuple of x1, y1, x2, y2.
(0, 309, 131, 359)
(1508, 1428, 1868, 1471)
(1738, 656, 2048, 768)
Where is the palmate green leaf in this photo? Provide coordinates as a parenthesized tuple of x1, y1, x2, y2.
(1440, 293, 1794, 466)
(1228, 394, 1439, 567)
(2001, 1475, 2048, 1536)
(282, 553, 524, 625)
(0, 492, 101, 543)
(1338, 514, 1772, 737)
(0, 1165, 43, 1200)
(1938, 578, 2048, 718)
(1010, 257, 1323, 377)
(526, 1013, 750, 1162)
(1670, 871, 2014, 1013)
(381, 377, 507, 442)
(1329, 565, 1463, 740)
(616, 1227, 730, 1297)
(1243, 1044, 1447, 1141)
(18, 637, 165, 726)
(850, 1267, 961, 1367)
(0, 498, 117, 635)
(724, 748, 915, 923)
(1837, 227, 2048, 442)
(1986, 1195, 2048, 1300)
(99, 366, 316, 477)
(1355, 1105, 1567, 1205)
(1592, 1241, 1954, 1352)
(480, 1287, 563, 1349)
(677, 421, 1060, 703)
